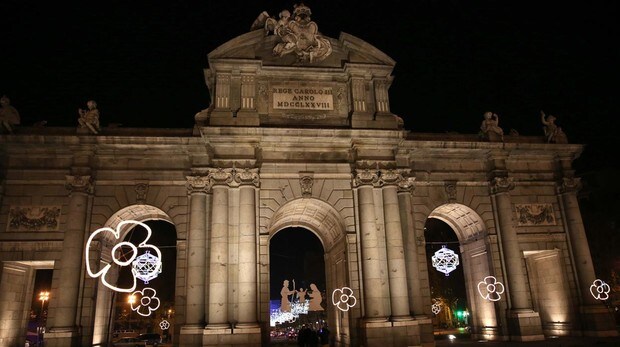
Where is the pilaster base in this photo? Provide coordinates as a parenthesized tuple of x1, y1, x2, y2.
(579, 304, 619, 337)
(44, 326, 80, 347)
(471, 325, 506, 341)
(180, 324, 205, 346)
(361, 317, 434, 347)
(507, 309, 545, 341)
(203, 326, 261, 347)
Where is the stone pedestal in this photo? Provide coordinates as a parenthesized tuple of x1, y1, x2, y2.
(507, 310, 544, 342)
(361, 317, 434, 347)
(179, 325, 205, 346)
(579, 305, 618, 337)
(203, 326, 261, 347)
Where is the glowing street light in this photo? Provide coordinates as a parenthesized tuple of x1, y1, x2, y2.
(127, 294, 136, 330)
(39, 291, 50, 316)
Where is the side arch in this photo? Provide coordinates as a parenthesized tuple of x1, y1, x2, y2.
(426, 202, 501, 340)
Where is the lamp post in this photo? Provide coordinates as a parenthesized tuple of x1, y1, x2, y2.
(127, 294, 136, 331)
(38, 291, 50, 346)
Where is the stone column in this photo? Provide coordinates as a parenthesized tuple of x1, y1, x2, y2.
(397, 177, 425, 317)
(380, 170, 411, 320)
(206, 169, 232, 328)
(490, 177, 543, 340)
(354, 169, 389, 320)
(184, 176, 211, 327)
(236, 169, 259, 327)
(49, 176, 93, 334)
(558, 177, 618, 335)
(490, 177, 530, 310)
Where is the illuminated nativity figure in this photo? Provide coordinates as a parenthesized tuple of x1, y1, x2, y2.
(280, 279, 296, 312)
(308, 283, 324, 311)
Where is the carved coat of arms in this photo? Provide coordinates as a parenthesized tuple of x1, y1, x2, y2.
(264, 4, 332, 63)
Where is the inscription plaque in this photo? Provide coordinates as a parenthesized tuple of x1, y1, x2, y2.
(272, 86, 334, 111)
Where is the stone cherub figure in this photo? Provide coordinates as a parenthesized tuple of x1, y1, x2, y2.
(0, 95, 21, 133)
(541, 110, 568, 143)
(480, 111, 504, 142)
(264, 4, 332, 63)
(78, 100, 100, 134)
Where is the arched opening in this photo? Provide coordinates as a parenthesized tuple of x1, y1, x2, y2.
(88, 205, 177, 346)
(269, 227, 327, 344)
(424, 218, 468, 336)
(112, 220, 177, 343)
(425, 203, 501, 341)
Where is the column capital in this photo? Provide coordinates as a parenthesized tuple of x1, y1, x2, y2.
(65, 175, 94, 195)
(397, 176, 416, 193)
(234, 168, 260, 187)
(489, 176, 514, 194)
(378, 169, 409, 187)
(557, 176, 581, 194)
(208, 168, 234, 186)
(353, 168, 379, 187)
(186, 175, 212, 194)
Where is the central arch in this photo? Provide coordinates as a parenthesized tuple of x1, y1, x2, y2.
(266, 197, 351, 345)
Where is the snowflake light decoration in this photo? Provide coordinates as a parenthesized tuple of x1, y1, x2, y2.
(130, 287, 161, 317)
(590, 279, 611, 301)
(132, 250, 162, 284)
(432, 245, 460, 276)
(159, 319, 170, 330)
(331, 287, 357, 312)
(477, 276, 505, 302)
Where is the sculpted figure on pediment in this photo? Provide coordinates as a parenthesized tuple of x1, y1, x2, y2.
(0, 95, 20, 133)
(265, 3, 332, 63)
(78, 100, 100, 134)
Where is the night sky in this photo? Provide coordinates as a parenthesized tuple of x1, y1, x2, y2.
(5, 1, 619, 298)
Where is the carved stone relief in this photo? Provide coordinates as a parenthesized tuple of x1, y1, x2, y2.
(8, 206, 61, 231)
(515, 203, 556, 226)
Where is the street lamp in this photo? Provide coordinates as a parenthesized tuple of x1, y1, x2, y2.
(38, 291, 50, 345)
(127, 294, 136, 330)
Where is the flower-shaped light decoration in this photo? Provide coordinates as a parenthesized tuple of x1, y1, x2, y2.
(332, 287, 357, 312)
(432, 245, 460, 276)
(132, 250, 162, 284)
(159, 319, 170, 330)
(590, 279, 611, 301)
(431, 302, 442, 315)
(130, 287, 161, 317)
(477, 276, 505, 302)
(85, 220, 162, 293)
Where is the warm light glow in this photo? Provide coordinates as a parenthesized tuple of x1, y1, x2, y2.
(331, 287, 357, 312)
(39, 291, 50, 304)
(85, 220, 162, 293)
(431, 245, 460, 276)
(590, 279, 611, 300)
(128, 294, 136, 305)
(477, 276, 505, 302)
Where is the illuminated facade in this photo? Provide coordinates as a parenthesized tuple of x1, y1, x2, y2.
(0, 5, 617, 346)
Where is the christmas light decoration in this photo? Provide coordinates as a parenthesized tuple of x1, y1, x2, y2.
(432, 245, 460, 276)
(270, 301, 309, 327)
(431, 302, 441, 315)
(589, 279, 610, 301)
(477, 276, 505, 302)
(331, 287, 357, 312)
(159, 319, 170, 330)
(130, 287, 161, 317)
(132, 250, 162, 284)
(85, 220, 162, 293)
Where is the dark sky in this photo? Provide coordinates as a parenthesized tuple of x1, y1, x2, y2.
(2, 1, 617, 166)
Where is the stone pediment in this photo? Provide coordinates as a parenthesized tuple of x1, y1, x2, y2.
(202, 5, 400, 130)
(208, 30, 395, 68)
